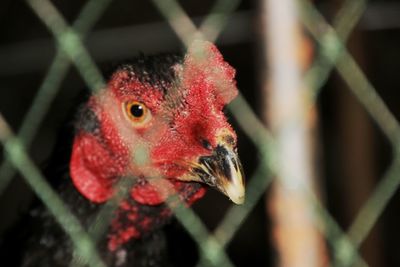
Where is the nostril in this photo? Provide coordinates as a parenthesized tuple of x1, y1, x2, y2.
(201, 139, 213, 150)
(224, 135, 235, 146)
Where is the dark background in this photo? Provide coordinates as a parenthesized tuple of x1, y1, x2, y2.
(0, 0, 400, 266)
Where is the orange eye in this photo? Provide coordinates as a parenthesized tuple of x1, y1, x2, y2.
(124, 101, 152, 126)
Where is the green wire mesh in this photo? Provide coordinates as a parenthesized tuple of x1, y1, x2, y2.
(0, 0, 398, 266)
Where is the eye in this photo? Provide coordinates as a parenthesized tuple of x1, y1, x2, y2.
(123, 101, 152, 126)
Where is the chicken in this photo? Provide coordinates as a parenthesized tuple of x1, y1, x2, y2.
(0, 40, 245, 267)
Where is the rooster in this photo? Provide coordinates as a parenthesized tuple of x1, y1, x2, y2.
(0, 41, 245, 267)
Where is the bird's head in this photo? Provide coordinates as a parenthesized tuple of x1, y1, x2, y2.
(69, 41, 244, 248)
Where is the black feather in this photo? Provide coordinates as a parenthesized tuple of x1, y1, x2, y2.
(107, 53, 182, 95)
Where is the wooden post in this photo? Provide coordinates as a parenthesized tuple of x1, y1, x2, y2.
(260, 0, 327, 266)
(334, 31, 384, 267)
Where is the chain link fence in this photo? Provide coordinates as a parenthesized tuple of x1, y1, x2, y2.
(0, 0, 399, 266)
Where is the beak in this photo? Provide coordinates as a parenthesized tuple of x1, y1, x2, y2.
(194, 145, 245, 204)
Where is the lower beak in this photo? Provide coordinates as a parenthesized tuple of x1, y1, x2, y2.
(195, 145, 245, 204)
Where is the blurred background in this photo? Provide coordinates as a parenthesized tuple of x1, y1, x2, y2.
(1, 0, 400, 266)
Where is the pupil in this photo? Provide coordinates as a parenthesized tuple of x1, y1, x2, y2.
(130, 104, 144, 117)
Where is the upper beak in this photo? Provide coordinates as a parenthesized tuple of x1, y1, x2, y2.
(194, 145, 245, 204)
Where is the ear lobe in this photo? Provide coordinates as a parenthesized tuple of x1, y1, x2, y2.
(70, 133, 115, 203)
(184, 40, 238, 106)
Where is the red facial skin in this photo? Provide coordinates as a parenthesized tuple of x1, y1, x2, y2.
(70, 41, 238, 251)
